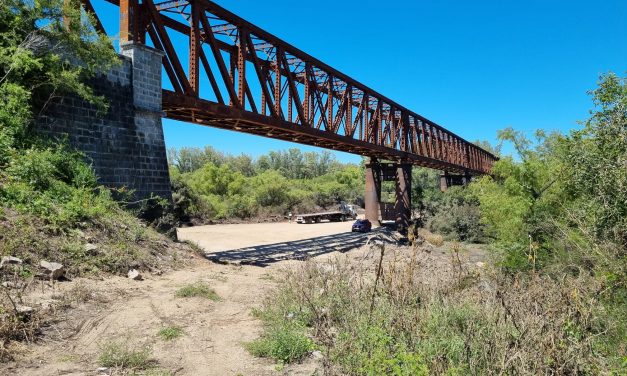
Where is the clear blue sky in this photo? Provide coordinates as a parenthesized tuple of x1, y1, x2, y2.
(93, 0, 626, 163)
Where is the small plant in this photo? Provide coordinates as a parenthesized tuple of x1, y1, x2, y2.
(98, 341, 154, 370)
(175, 282, 221, 301)
(157, 326, 183, 341)
(246, 323, 314, 364)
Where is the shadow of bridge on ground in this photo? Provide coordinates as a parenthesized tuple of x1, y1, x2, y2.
(204, 228, 391, 267)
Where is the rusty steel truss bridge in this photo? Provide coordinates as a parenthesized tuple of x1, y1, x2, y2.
(83, 0, 497, 176)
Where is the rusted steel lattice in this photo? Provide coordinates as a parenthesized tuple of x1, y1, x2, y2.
(90, 0, 497, 174)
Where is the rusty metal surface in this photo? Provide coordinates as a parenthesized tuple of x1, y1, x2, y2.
(88, 0, 497, 174)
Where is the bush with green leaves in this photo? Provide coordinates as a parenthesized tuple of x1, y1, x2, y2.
(425, 186, 486, 243)
(169, 150, 365, 221)
(0, 0, 119, 227)
(469, 73, 626, 274)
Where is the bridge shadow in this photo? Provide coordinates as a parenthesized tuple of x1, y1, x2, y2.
(204, 228, 392, 267)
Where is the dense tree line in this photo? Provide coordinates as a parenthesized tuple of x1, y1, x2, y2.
(168, 148, 364, 221)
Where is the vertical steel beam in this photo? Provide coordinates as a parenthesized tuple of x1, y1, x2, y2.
(274, 49, 282, 118)
(288, 88, 293, 123)
(345, 85, 352, 135)
(120, 0, 137, 43)
(362, 93, 369, 142)
(327, 76, 333, 130)
(189, 0, 200, 95)
(304, 64, 310, 124)
(237, 28, 246, 109)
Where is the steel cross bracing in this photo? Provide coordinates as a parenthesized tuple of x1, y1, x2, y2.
(89, 0, 497, 174)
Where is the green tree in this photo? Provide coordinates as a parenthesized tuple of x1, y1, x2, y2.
(0, 0, 120, 228)
(0, 0, 117, 155)
(560, 73, 626, 246)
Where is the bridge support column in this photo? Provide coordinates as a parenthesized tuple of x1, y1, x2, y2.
(365, 158, 381, 226)
(395, 164, 412, 231)
(118, 43, 172, 201)
(440, 171, 472, 191)
(37, 42, 172, 201)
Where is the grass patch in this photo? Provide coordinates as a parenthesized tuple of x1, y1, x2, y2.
(175, 282, 221, 301)
(246, 323, 314, 364)
(98, 342, 154, 370)
(157, 326, 183, 341)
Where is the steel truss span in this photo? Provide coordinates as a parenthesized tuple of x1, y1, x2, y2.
(90, 0, 497, 174)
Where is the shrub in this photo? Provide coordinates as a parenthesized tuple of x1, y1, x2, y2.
(418, 229, 444, 247)
(422, 186, 486, 243)
(168, 149, 364, 222)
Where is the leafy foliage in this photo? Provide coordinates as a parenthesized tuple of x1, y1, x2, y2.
(169, 149, 364, 221)
(0, 0, 119, 229)
(246, 321, 315, 364)
(157, 326, 184, 341)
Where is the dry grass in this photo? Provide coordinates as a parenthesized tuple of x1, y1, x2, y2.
(418, 228, 444, 247)
(251, 242, 620, 374)
(98, 341, 154, 370)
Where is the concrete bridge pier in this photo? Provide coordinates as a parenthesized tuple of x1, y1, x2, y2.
(37, 42, 171, 200)
(364, 158, 412, 230)
(365, 159, 382, 226)
(440, 171, 472, 191)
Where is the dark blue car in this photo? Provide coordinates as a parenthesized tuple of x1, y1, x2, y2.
(352, 219, 372, 233)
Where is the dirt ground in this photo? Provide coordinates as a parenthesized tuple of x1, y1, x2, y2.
(1, 223, 487, 376)
(177, 221, 364, 254)
(2, 258, 322, 376)
(1, 222, 380, 376)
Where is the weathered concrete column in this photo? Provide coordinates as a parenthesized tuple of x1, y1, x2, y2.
(462, 172, 472, 186)
(120, 43, 172, 200)
(365, 158, 381, 226)
(395, 163, 412, 230)
(37, 42, 172, 201)
(440, 171, 471, 192)
(440, 171, 449, 192)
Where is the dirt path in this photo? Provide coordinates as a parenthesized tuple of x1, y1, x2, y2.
(178, 221, 363, 254)
(2, 257, 318, 375)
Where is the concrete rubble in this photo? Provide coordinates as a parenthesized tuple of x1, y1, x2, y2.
(128, 269, 143, 280)
(40, 260, 65, 280)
